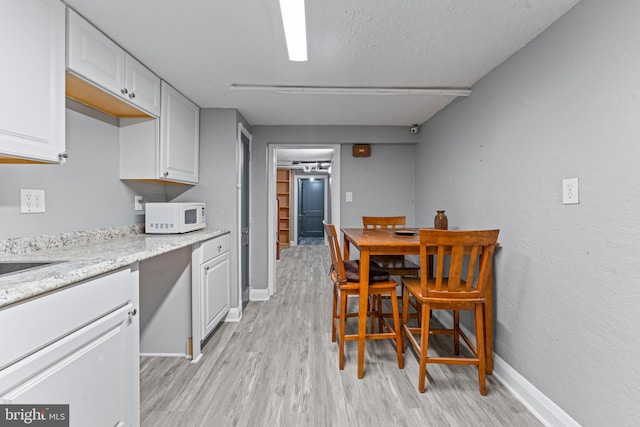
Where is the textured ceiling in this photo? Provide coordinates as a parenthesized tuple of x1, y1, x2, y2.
(63, 0, 579, 126)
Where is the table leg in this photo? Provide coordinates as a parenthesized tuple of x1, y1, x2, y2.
(358, 248, 370, 379)
(343, 234, 351, 260)
(485, 259, 494, 375)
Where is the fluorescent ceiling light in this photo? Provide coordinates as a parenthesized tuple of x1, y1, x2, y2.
(279, 0, 308, 61)
(230, 84, 471, 97)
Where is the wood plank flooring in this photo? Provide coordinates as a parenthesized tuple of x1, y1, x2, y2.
(140, 245, 541, 426)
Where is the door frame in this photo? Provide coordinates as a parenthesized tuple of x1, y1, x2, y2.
(267, 144, 341, 297)
(293, 174, 328, 245)
(236, 122, 252, 319)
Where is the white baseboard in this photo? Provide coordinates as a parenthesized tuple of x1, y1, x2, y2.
(432, 311, 580, 427)
(250, 288, 270, 301)
(139, 352, 187, 358)
(225, 307, 242, 322)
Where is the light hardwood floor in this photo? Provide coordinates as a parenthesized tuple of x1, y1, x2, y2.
(140, 245, 541, 426)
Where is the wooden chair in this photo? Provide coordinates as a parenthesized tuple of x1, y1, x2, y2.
(324, 222, 403, 371)
(362, 216, 421, 329)
(402, 229, 499, 395)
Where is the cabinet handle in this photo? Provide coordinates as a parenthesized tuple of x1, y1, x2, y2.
(121, 88, 128, 95)
(129, 92, 136, 99)
(204, 266, 210, 272)
(217, 245, 222, 251)
(163, 171, 169, 177)
(128, 308, 137, 317)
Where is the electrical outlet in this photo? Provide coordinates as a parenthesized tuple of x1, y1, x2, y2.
(134, 195, 144, 212)
(346, 192, 353, 202)
(562, 178, 579, 204)
(20, 189, 46, 213)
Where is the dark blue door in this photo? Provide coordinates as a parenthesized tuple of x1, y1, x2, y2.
(298, 179, 325, 238)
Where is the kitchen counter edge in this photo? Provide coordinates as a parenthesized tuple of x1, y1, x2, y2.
(0, 229, 230, 309)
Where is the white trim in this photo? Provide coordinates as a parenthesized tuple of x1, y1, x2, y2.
(237, 122, 252, 320)
(432, 311, 580, 427)
(224, 307, 242, 322)
(250, 288, 270, 302)
(268, 144, 341, 298)
(267, 146, 277, 296)
(139, 353, 187, 358)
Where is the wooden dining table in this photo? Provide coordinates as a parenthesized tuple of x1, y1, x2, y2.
(340, 227, 496, 379)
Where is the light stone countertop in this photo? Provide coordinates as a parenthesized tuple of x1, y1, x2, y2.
(0, 227, 229, 309)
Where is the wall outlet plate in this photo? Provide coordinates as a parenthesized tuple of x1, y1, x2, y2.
(562, 178, 579, 204)
(134, 195, 144, 212)
(20, 189, 46, 213)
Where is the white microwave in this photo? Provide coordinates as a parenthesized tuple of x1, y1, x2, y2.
(145, 202, 206, 234)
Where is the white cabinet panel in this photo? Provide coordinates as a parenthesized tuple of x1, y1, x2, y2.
(201, 251, 230, 339)
(0, 304, 137, 427)
(126, 56, 162, 117)
(67, 9, 160, 117)
(119, 83, 199, 184)
(66, 8, 126, 97)
(0, 267, 140, 427)
(160, 82, 200, 184)
(0, 0, 65, 163)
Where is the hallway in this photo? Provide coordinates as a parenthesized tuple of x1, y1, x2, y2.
(140, 245, 540, 426)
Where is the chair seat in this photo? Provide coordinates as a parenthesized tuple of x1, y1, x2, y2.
(403, 277, 484, 307)
(371, 255, 419, 272)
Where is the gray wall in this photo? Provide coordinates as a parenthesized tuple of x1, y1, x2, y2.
(415, 1, 640, 425)
(0, 103, 163, 239)
(171, 108, 251, 309)
(250, 125, 418, 290)
(340, 143, 416, 228)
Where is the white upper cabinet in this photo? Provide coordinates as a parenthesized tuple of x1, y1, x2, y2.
(67, 9, 160, 117)
(0, 0, 66, 163)
(160, 81, 200, 184)
(119, 82, 199, 185)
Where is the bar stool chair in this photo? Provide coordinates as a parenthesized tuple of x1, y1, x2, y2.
(324, 222, 404, 371)
(362, 216, 421, 329)
(402, 229, 499, 395)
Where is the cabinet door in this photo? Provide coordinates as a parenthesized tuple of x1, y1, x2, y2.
(0, 304, 138, 427)
(67, 9, 126, 97)
(160, 81, 200, 184)
(125, 56, 161, 116)
(0, 0, 65, 163)
(201, 252, 230, 339)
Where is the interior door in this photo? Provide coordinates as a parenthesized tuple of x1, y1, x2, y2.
(298, 178, 325, 239)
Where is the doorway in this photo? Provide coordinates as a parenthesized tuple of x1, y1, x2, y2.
(267, 145, 341, 296)
(238, 123, 251, 312)
(296, 177, 326, 245)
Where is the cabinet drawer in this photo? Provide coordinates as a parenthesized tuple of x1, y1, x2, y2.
(202, 234, 230, 261)
(0, 267, 137, 370)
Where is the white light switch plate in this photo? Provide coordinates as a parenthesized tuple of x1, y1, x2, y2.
(346, 192, 353, 202)
(20, 189, 46, 213)
(562, 178, 579, 204)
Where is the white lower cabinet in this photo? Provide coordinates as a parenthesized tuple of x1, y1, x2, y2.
(0, 267, 140, 427)
(191, 234, 230, 362)
(202, 248, 230, 338)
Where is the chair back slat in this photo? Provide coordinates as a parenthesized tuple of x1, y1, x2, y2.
(363, 216, 406, 229)
(419, 229, 499, 300)
(324, 222, 346, 283)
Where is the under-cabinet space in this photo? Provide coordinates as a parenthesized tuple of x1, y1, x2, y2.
(139, 246, 193, 358)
